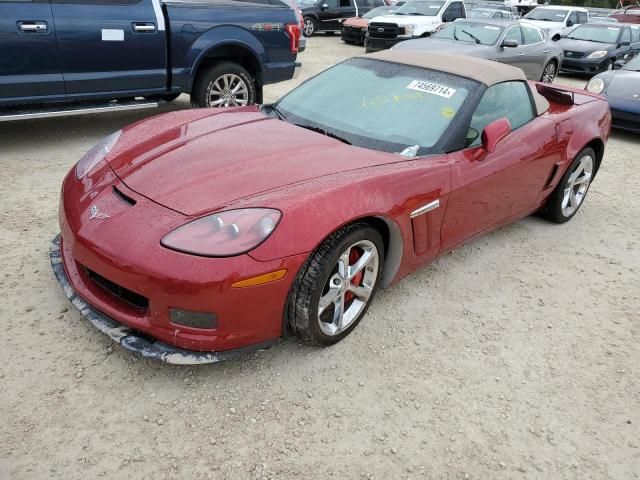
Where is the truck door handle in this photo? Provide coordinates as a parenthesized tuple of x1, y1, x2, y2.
(18, 21, 48, 33)
(542, 49, 550, 53)
(517, 52, 525, 56)
(132, 22, 156, 32)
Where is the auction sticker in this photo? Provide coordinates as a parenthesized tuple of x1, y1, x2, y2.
(407, 80, 456, 98)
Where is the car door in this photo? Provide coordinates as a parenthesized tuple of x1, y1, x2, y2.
(0, 0, 65, 103)
(520, 25, 547, 80)
(50, 0, 166, 98)
(441, 81, 559, 250)
(317, 0, 341, 30)
(495, 26, 529, 73)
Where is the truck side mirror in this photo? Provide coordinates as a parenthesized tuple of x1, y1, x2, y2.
(613, 59, 626, 69)
(321, 3, 328, 9)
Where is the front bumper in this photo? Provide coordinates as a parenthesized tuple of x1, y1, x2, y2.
(610, 108, 640, 133)
(341, 26, 366, 44)
(560, 57, 610, 75)
(364, 35, 407, 53)
(50, 235, 278, 364)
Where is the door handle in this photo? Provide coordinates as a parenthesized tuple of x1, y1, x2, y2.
(542, 49, 550, 53)
(517, 52, 525, 56)
(132, 22, 156, 32)
(18, 21, 48, 33)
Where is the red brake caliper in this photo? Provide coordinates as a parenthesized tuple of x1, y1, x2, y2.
(345, 248, 363, 303)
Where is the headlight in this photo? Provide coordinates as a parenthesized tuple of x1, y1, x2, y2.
(586, 77, 605, 94)
(161, 208, 281, 257)
(75, 130, 121, 179)
(587, 50, 608, 59)
(399, 24, 417, 38)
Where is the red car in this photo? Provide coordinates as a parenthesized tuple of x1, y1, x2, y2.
(51, 51, 611, 364)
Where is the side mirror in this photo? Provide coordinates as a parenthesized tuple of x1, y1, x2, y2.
(321, 3, 328, 8)
(566, 20, 574, 27)
(501, 39, 519, 48)
(481, 118, 512, 154)
(613, 59, 626, 69)
(442, 15, 452, 22)
(619, 40, 631, 47)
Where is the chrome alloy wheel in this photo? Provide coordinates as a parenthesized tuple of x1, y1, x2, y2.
(317, 240, 379, 336)
(304, 18, 315, 36)
(562, 154, 593, 217)
(207, 74, 249, 107)
(542, 62, 556, 83)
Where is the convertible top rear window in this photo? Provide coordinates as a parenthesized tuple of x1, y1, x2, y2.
(276, 57, 479, 155)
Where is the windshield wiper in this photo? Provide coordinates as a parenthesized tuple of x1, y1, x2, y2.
(295, 124, 351, 145)
(461, 29, 481, 44)
(453, 26, 460, 41)
(264, 104, 287, 121)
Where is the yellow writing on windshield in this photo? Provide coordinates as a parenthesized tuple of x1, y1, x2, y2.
(361, 91, 430, 108)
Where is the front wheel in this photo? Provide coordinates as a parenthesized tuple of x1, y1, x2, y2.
(541, 61, 557, 83)
(287, 223, 384, 346)
(191, 62, 256, 109)
(540, 147, 596, 224)
(303, 17, 317, 37)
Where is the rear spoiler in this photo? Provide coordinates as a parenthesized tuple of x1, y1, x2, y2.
(535, 83, 575, 105)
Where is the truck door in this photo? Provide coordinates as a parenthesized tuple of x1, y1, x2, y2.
(50, 0, 166, 97)
(0, 0, 65, 103)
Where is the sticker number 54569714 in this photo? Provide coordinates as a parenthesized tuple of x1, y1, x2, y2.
(406, 80, 456, 99)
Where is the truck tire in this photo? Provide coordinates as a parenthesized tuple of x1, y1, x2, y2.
(191, 62, 257, 109)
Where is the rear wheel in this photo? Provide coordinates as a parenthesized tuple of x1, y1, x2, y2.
(288, 223, 384, 346)
(541, 61, 557, 83)
(540, 147, 595, 224)
(191, 62, 256, 109)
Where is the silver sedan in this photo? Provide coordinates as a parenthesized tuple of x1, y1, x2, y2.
(392, 19, 563, 82)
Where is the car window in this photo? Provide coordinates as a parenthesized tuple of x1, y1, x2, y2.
(468, 81, 534, 146)
(632, 26, 640, 42)
(522, 25, 543, 44)
(277, 57, 478, 155)
(503, 26, 522, 44)
(621, 27, 631, 43)
(324, 0, 338, 7)
(568, 11, 578, 25)
(339, 0, 351, 7)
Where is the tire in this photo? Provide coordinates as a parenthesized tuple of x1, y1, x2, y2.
(539, 147, 596, 224)
(540, 60, 557, 83)
(303, 16, 317, 37)
(190, 62, 256, 109)
(287, 223, 385, 346)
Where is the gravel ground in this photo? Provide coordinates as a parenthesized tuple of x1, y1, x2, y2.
(1, 36, 639, 480)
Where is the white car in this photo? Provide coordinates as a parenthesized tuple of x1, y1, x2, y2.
(365, 0, 466, 52)
(522, 5, 589, 40)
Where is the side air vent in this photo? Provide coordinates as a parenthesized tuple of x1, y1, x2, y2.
(112, 186, 136, 206)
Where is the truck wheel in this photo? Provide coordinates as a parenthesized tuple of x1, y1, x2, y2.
(303, 17, 317, 37)
(191, 62, 256, 109)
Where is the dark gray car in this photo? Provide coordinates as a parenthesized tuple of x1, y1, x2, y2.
(392, 19, 563, 82)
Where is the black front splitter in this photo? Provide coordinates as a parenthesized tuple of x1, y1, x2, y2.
(49, 234, 278, 365)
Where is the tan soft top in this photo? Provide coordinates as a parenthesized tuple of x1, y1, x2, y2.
(362, 50, 549, 115)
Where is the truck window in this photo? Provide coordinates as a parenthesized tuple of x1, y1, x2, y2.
(577, 11, 588, 24)
(339, 0, 351, 7)
(568, 11, 578, 25)
(443, 1, 463, 20)
(632, 27, 640, 43)
(621, 27, 631, 43)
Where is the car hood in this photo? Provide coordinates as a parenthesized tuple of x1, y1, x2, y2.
(393, 37, 492, 55)
(557, 38, 614, 53)
(343, 16, 369, 27)
(371, 14, 439, 25)
(107, 107, 398, 216)
(605, 70, 640, 99)
(521, 19, 563, 31)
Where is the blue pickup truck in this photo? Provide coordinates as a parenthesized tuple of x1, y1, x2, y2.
(0, 0, 302, 120)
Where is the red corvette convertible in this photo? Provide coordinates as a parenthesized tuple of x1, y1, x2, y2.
(51, 51, 611, 364)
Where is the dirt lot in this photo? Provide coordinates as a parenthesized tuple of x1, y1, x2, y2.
(1, 36, 639, 480)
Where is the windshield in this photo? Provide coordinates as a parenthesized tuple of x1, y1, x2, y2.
(566, 25, 621, 43)
(525, 8, 569, 22)
(297, 0, 316, 4)
(623, 55, 640, 71)
(468, 9, 497, 18)
(434, 21, 504, 44)
(395, 0, 445, 16)
(364, 6, 396, 18)
(275, 58, 475, 155)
